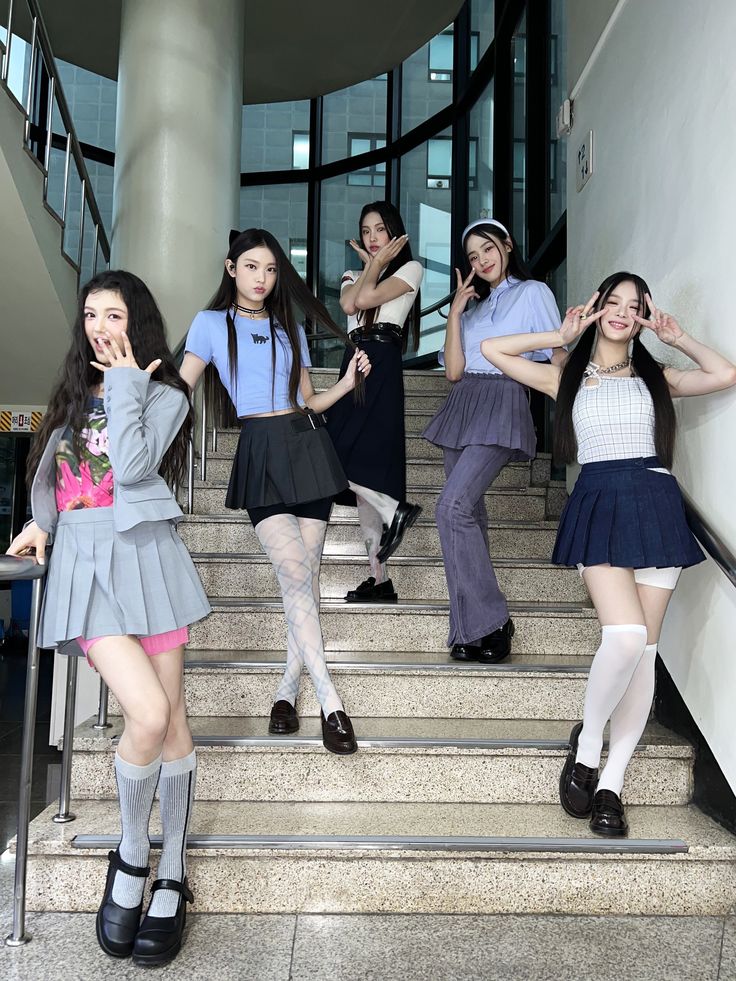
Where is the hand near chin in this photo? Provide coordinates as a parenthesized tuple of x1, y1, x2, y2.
(633, 293, 684, 346)
(91, 332, 162, 374)
(349, 240, 372, 266)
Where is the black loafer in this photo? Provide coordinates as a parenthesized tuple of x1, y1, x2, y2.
(345, 577, 398, 603)
(450, 643, 481, 661)
(132, 878, 194, 967)
(476, 619, 515, 663)
(559, 721, 598, 818)
(268, 699, 299, 734)
(321, 710, 358, 755)
(96, 848, 149, 958)
(376, 502, 423, 563)
(590, 789, 629, 837)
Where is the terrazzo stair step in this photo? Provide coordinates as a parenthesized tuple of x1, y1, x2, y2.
(107, 651, 591, 720)
(179, 517, 559, 559)
(190, 598, 596, 654)
(209, 430, 450, 460)
(22, 800, 736, 915)
(192, 555, 586, 603)
(309, 367, 450, 395)
(67, 717, 693, 806)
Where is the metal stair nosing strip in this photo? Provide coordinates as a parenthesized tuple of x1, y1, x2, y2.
(182, 657, 591, 675)
(70, 833, 688, 856)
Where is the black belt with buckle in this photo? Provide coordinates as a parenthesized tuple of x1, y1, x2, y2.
(349, 322, 402, 346)
(291, 411, 327, 432)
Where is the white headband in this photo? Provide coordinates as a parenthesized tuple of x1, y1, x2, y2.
(462, 218, 510, 241)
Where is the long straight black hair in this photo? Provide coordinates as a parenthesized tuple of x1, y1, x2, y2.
(461, 222, 532, 301)
(553, 271, 676, 468)
(357, 201, 421, 353)
(205, 228, 359, 427)
(28, 270, 193, 487)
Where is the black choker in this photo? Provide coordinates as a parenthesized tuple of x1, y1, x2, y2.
(234, 302, 267, 319)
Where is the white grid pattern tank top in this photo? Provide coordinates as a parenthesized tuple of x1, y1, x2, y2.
(572, 376, 657, 464)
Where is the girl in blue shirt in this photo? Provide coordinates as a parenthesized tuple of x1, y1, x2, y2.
(423, 219, 561, 664)
(181, 229, 370, 756)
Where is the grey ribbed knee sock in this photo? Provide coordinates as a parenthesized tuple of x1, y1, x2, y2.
(112, 752, 161, 908)
(146, 750, 197, 918)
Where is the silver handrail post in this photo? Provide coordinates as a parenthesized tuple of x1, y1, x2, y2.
(22, 15, 38, 143)
(92, 677, 111, 730)
(5, 575, 44, 947)
(52, 655, 78, 824)
(187, 437, 194, 515)
(1, 0, 15, 84)
(199, 375, 208, 483)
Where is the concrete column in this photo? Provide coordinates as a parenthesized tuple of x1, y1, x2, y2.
(111, 0, 244, 344)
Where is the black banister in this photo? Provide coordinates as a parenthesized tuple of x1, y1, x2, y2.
(682, 492, 736, 590)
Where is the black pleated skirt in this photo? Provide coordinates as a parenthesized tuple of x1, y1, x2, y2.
(552, 456, 705, 570)
(326, 340, 406, 506)
(226, 412, 348, 518)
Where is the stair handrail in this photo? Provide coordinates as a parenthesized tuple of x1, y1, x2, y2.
(681, 491, 736, 590)
(1, 0, 111, 277)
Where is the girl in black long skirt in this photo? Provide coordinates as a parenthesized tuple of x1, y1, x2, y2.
(327, 201, 424, 602)
(482, 272, 736, 837)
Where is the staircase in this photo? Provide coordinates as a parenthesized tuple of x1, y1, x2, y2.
(17, 368, 736, 916)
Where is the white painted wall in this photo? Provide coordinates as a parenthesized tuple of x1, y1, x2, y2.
(565, 0, 736, 789)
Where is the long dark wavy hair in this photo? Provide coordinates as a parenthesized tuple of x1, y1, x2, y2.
(28, 270, 193, 487)
(461, 222, 531, 302)
(553, 271, 676, 468)
(204, 228, 359, 428)
(357, 201, 421, 353)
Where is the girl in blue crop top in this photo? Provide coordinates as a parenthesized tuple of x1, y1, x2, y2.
(181, 228, 371, 755)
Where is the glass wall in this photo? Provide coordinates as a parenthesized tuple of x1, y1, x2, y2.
(242, 100, 310, 172)
(549, 0, 567, 228)
(401, 22, 454, 133)
(323, 77, 387, 165)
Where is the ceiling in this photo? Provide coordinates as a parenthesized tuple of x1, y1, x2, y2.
(5, 0, 465, 103)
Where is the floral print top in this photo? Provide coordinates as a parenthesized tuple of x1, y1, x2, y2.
(54, 397, 114, 512)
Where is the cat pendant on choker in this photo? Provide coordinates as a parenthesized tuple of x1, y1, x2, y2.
(234, 302, 267, 319)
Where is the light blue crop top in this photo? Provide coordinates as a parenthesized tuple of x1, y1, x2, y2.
(185, 309, 311, 416)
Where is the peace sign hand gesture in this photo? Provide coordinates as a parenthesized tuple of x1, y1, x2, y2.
(91, 332, 162, 374)
(348, 239, 372, 266)
(633, 293, 684, 346)
(449, 268, 480, 317)
(559, 292, 604, 345)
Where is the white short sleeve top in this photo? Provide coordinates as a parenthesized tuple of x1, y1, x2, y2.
(341, 260, 423, 331)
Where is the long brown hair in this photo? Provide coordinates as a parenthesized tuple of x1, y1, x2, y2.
(205, 228, 359, 427)
(28, 270, 193, 488)
(553, 271, 676, 468)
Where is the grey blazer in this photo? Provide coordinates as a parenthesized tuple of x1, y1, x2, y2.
(31, 367, 189, 535)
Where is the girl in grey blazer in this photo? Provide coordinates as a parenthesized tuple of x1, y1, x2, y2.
(8, 270, 211, 967)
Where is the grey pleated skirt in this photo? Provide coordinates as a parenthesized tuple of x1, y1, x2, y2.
(422, 372, 537, 461)
(39, 508, 212, 649)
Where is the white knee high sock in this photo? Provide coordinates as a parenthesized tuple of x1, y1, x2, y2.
(146, 750, 197, 918)
(356, 496, 388, 584)
(112, 752, 161, 908)
(576, 624, 649, 770)
(257, 515, 343, 716)
(597, 643, 657, 795)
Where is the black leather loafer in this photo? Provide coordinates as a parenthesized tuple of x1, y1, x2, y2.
(559, 721, 598, 818)
(268, 699, 299, 734)
(132, 878, 194, 967)
(450, 643, 481, 661)
(376, 502, 422, 563)
(96, 848, 149, 958)
(590, 789, 629, 837)
(321, 710, 358, 755)
(476, 619, 515, 663)
(345, 577, 398, 603)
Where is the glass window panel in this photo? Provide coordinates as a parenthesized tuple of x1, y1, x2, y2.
(549, 0, 567, 227)
(401, 23, 454, 133)
(428, 138, 452, 178)
(292, 131, 310, 169)
(242, 101, 310, 172)
(510, 11, 527, 253)
(400, 128, 452, 359)
(239, 184, 308, 256)
(468, 82, 493, 219)
(471, 0, 494, 60)
(346, 135, 386, 188)
(322, 76, 387, 165)
(429, 32, 453, 81)
(3, 33, 31, 105)
(57, 60, 117, 152)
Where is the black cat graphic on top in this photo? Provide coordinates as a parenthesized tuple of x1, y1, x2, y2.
(251, 332, 269, 344)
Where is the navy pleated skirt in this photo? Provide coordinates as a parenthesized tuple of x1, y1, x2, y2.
(552, 456, 705, 570)
(422, 372, 537, 461)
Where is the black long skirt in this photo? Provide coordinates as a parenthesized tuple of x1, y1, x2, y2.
(326, 340, 406, 507)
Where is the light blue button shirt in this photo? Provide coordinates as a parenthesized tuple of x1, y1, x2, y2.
(439, 276, 560, 374)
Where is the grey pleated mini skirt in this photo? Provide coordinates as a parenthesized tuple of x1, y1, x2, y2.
(422, 372, 537, 461)
(39, 508, 212, 649)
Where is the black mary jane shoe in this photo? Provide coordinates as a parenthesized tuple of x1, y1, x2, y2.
(132, 878, 194, 967)
(96, 848, 150, 959)
(321, 709, 358, 755)
(559, 721, 599, 819)
(345, 577, 398, 603)
(450, 643, 481, 661)
(376, 502, 423, 564)
(268, 699, 299, 734)
(590, 789, 629, 838)
(476, 618, 515, 664)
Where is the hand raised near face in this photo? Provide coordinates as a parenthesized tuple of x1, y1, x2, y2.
(632, 293, 685, 346)
(371, 235, 409, 270)
(91, 332, 162, 374)
(348, 239, 372, 266)
(558, 292, 604, 346)
(449, 268, 480, 317)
